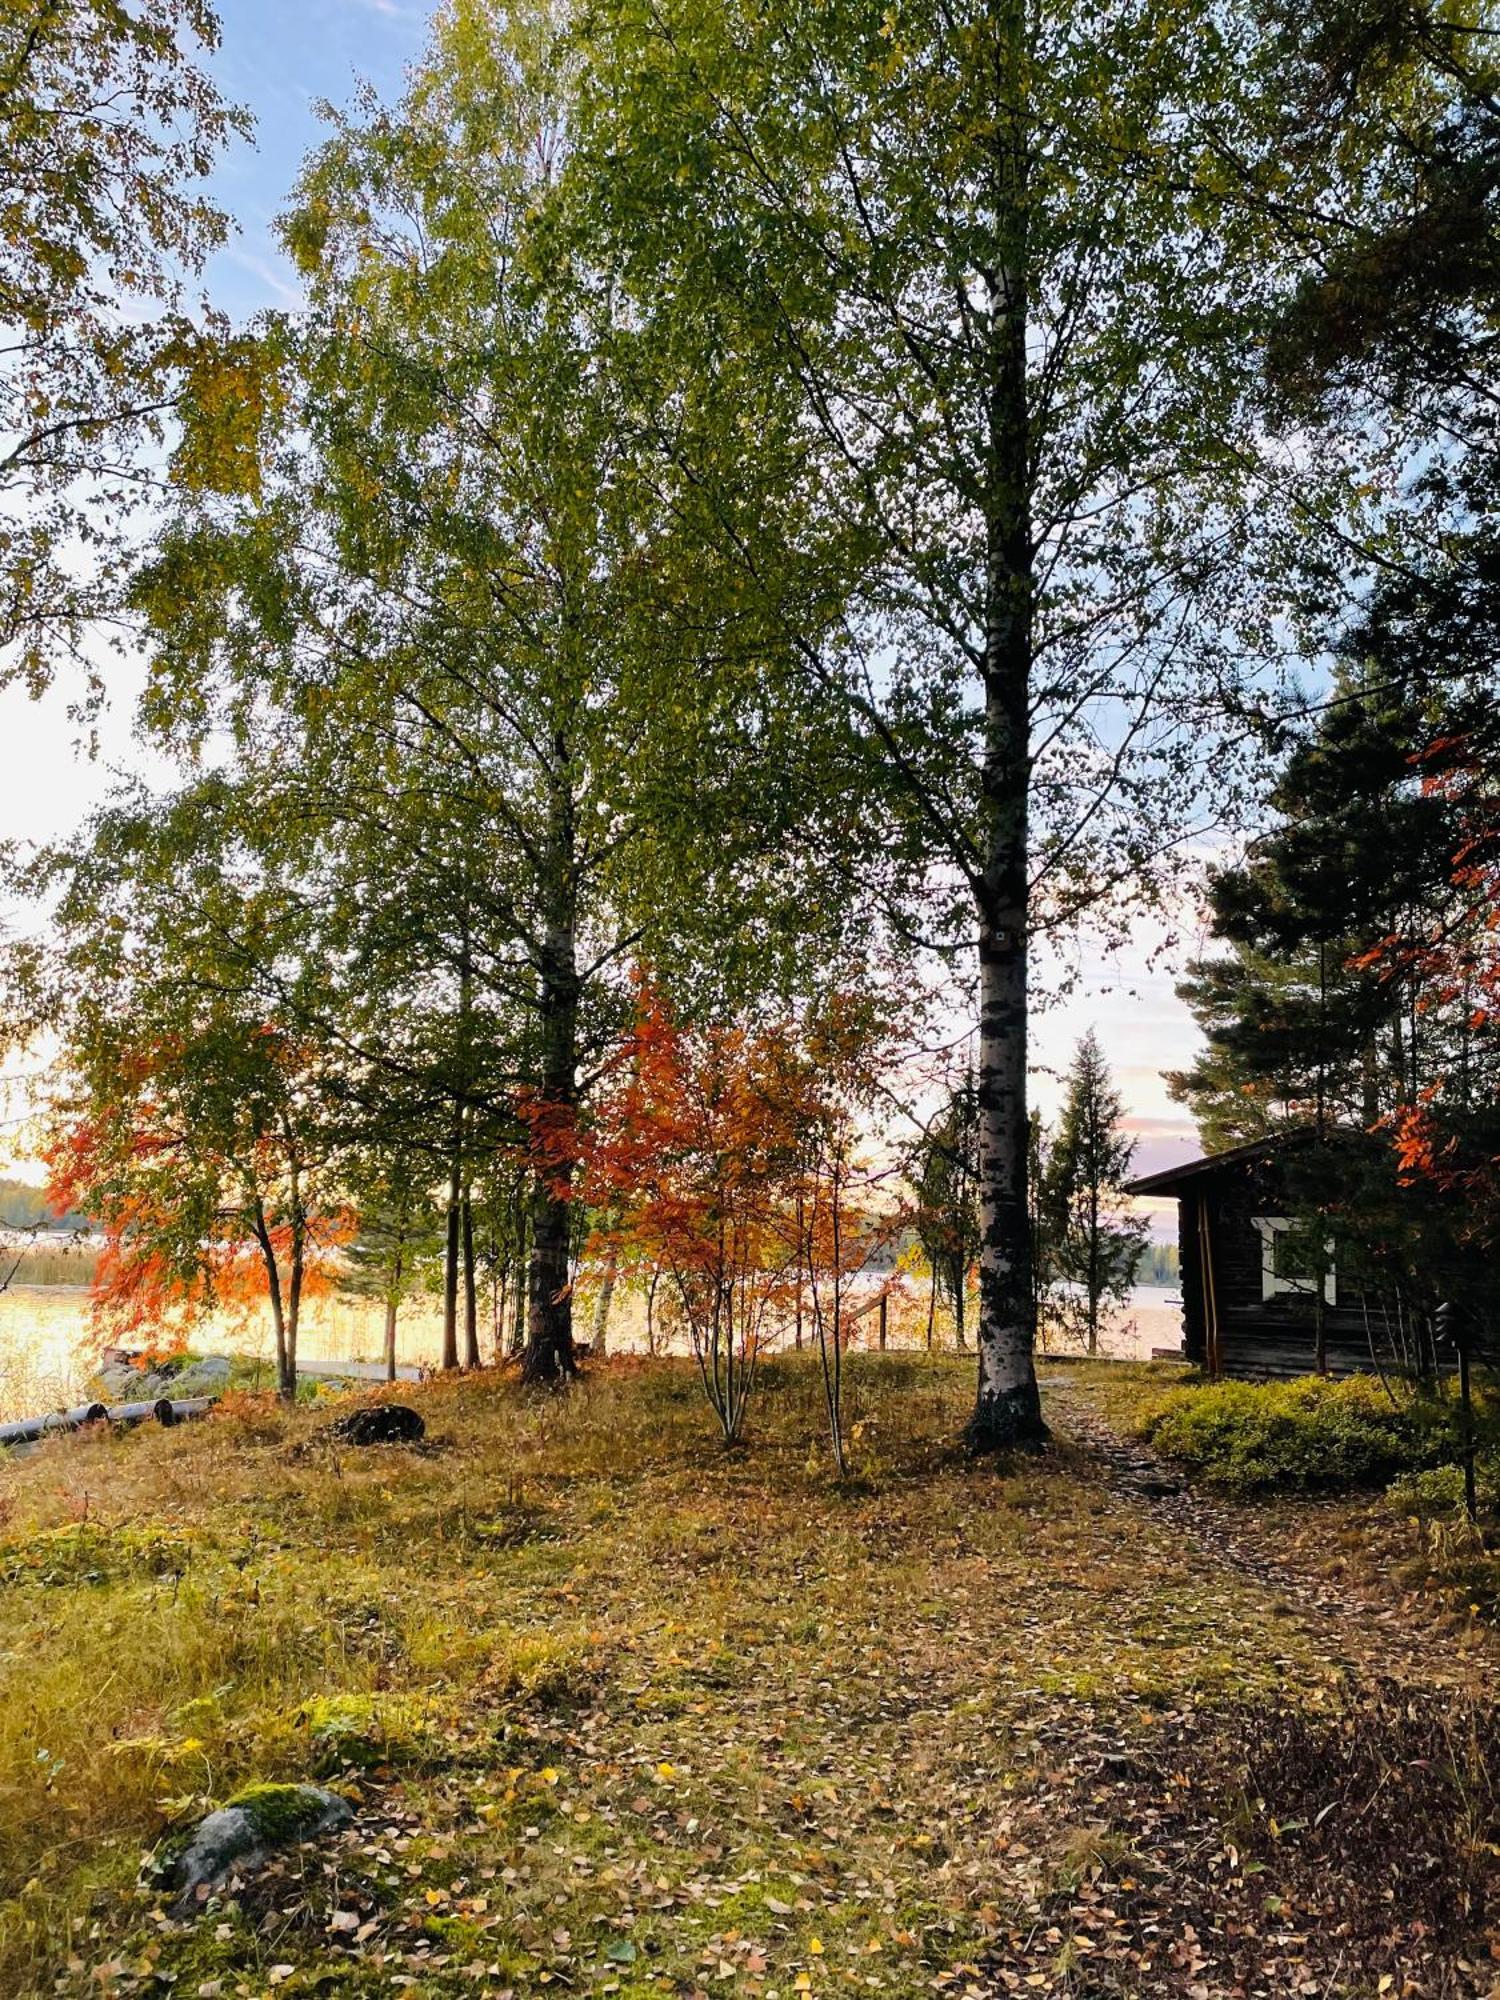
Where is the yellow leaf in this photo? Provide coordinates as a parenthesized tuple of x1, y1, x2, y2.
(808, 1939, 824, 1955)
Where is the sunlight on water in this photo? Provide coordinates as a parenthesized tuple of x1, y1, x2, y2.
(0, 1283, 1184, 1421)
(1039, 1285, 1186, 1363)
(0, 1286, 460, 1419)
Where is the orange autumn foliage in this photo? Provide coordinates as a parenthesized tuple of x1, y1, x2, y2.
(578, 983, 802, 1416)
(557, 974, 909, 1443)
(43, 1027, 351, 1360)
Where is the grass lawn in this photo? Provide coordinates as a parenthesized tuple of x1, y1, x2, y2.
(0, 1354, 1495, 1999)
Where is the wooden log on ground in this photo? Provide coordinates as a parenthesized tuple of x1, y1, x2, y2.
(0, 1396, 217, 1449)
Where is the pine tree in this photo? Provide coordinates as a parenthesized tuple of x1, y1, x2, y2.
(1169, 672, 1481, 1146)
(911, 1076, 980, 1351)
(1044, 1033, 1146, 1356)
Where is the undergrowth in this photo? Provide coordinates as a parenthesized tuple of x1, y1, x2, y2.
(1121, 1370, 1495, 1496)
(0, 1354, 1491, 1997)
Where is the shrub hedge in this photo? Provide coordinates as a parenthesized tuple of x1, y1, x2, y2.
(1138, 1374, 1483, 1496)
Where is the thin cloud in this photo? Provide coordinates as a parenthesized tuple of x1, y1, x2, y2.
(224, 247, 305, 310)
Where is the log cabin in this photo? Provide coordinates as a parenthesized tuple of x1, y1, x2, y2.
(1125, 1130, 1421, 1380)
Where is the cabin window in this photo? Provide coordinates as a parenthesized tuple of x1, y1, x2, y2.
(1252, 1217, 1336, 1306)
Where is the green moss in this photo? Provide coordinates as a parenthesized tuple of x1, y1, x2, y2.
(293, 1691, 429, 1772)
(0, 1521, 194, 1589)
(226, 1782, 337, 1843)
(702, 1883, 780, 1925)
(127, 1904, 258, 1985)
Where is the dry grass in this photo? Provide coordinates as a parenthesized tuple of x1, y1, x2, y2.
(0, 1354, 1490, 1998)
(3, 1246, 100, 1288)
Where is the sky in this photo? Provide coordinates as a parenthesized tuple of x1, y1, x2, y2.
(0, 0, 1208, 1197)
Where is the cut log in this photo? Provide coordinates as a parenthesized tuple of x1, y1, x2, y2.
(0, 1396, 217, 1450)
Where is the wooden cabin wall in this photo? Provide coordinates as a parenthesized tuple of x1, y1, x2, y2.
(1177, 1202, 1207, 1365)
(1197, 1164, 1404, 1382)
(1142, 1137, 1450, 1382)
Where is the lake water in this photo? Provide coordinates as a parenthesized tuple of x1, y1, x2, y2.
(0, 1281, 1185, 1421)
(1040, 1284, 1185, 1363)
(0, 1285, 450, 1418)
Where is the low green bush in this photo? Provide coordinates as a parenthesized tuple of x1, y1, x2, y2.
(1140, 1375, 1472, 1495)
(1387, 1454, 1500, 1522)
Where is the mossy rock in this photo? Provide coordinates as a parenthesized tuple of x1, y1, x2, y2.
(162, 1782, 352, 1910)
(228, 1782, 347, 1841)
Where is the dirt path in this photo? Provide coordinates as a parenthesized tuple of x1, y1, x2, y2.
(1040, 1369, 1492, 1692)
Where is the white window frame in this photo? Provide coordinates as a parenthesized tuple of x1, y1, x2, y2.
(1252, 1216, 1336, 1306)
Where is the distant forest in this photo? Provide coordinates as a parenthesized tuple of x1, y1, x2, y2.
(1136, 1242, 1180, 1287)
(0, 1179, 88, 1234)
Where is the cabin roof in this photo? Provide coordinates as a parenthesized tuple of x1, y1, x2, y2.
(1124, 1129, 1323, 1199)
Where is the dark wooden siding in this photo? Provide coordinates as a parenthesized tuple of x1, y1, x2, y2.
(1182, 1153, 1405, 1382)
(1178, 1200, 1206, 1366)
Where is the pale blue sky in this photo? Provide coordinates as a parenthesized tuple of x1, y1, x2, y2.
(204, 0, 430, 319)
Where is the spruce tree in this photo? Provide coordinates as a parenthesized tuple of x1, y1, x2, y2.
(1044, 1033, 1146, 1356)
(911, 1076, 981, 1351)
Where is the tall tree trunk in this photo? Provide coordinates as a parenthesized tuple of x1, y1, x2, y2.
(444, 933, 473, 1372)
(591, 1243, 618, 1358)
(508, 1204, 530, 1357)
(510, 1260, 528, 1356)
(494, 1262, 508, 1366)
(524, 780, 581, 1385)
(286, 1170, 304, 1399)
(1314, 1283, 1327, 1376)
(525, 1161, 576, 1382)
(442, 1121, 462, 1372)
(252, 1190, 294, 1402)
(1361, 1036, 1381, 1127)
(462, 1173, 480, 1369)
(969, 0, 1044, 1448)
(384, 1230, 405, 1384)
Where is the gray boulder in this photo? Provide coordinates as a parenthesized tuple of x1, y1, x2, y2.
(166, 1783, 352, 1910)
(171, 1355, 233, 1396)
(95, 1353, 232, 1402)
(96, 1361, 169, 1400)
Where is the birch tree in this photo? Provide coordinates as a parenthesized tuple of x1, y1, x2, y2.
(574, 0, 1321, 1442)
(135, 0, 869, 1384)
(1, 0, 246, 690)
